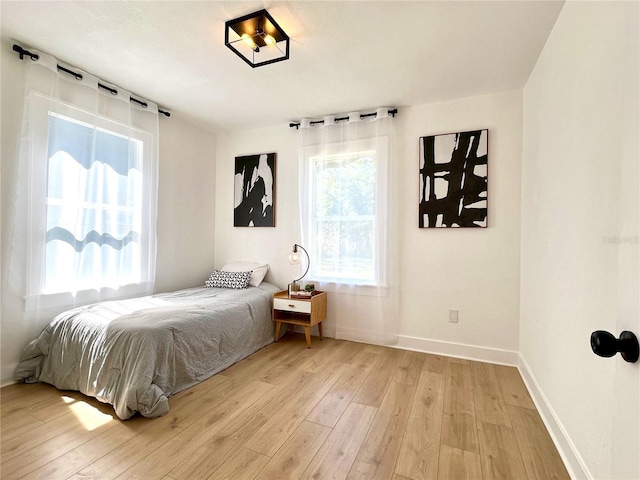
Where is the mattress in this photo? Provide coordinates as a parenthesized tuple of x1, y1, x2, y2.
(14, 283, 279, 419)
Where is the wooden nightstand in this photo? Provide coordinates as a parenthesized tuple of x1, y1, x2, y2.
(272, 290, 327, 348)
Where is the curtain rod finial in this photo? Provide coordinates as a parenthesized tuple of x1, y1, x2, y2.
(13, 44, 39, 61)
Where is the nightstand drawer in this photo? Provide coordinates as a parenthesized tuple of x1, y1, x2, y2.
(274, 298, 312, 314)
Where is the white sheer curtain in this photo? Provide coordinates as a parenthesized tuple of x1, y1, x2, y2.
(5, 50, 159, 325)
(297, 108, 399, 345)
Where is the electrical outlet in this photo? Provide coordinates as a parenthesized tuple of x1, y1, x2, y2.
(448, 309, 459, 323)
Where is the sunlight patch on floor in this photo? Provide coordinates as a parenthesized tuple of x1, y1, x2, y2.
(66, 398, 113, 431)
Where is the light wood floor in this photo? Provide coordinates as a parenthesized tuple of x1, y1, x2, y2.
(1, 335, 569, 480)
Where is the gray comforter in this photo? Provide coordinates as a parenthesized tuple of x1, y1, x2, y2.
(14, 283, 279, 419)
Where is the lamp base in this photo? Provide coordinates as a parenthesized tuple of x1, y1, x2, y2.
(288, 282, 300, 296)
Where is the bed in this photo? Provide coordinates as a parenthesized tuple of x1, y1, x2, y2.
(14, 279, 280, 420)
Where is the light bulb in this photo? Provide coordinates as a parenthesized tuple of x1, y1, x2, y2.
(288, 251, 300, 264)
(241, 33, 258, 51)
(264, 34, 276, 46)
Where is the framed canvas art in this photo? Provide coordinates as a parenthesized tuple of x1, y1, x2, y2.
(419, 130, 488, 228)
(234, 153, 276, 227)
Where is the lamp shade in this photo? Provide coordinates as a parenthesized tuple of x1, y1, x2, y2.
(225, 9, 290, 68)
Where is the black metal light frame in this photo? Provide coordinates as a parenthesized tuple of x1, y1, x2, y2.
(224, 9, 290, 68)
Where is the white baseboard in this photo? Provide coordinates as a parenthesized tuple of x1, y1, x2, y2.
(323, 329, 519, 366)
(518, 354, 591, 480)
(2, 362, 18, 388)
(335, 326, 400, 347)
(394, 334, 519, 366)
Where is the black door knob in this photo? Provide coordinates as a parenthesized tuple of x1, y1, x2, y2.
(591, 330, 639, 363)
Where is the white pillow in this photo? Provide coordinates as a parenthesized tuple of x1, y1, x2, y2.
(221, 262, 269, 287)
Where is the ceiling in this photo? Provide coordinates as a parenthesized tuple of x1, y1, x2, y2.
(1, 1, 564, 133)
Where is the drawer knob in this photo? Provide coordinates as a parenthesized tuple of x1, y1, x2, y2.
(288, 304, 295, 308)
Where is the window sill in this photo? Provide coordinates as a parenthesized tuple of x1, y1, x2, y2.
(308, 280, 389, 297)
(24, 281, 154, 312)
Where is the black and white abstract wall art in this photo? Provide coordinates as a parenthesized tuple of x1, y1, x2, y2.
(419, 130, 488, 228)
(234, 153, 276, 227)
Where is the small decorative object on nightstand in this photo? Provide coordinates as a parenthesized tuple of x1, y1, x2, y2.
(272, 290, 327, 348)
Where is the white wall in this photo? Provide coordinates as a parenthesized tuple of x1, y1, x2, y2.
(215, 90, 523, 363)
(214, 126, 300, 288)
(397, 92, 522, 361)
(521, 2, 639, 479)
(0, 41, 217, 385)
(154, 117, 217, 294)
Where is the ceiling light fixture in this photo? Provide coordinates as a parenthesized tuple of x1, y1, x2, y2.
(225, 9, 290, 68)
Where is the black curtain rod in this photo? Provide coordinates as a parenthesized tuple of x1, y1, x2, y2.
(12, 44, 170, 118)
(289, 108, 398, 129)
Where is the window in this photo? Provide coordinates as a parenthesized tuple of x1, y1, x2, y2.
(24, 92, 157, 308)
(44, 112, 145, 293)
(303, 137, 388, 286)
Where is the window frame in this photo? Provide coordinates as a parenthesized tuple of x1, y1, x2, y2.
(302, 136, 389, 287)
(24, 91, 156, 311)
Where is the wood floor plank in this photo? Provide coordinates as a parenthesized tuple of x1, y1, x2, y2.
(254, 420, 331, 480)
(470, 362, 512, 427)
(352, 347, 407, 407)
(443, 362, 475, 414)
(219, 337, 302, 384)
(422, 354, 447, 375)
(167, 408, 272, 479)
(237, 351, 314, 392)
(329, 338, 367, 364)
(0, 413, 45, 443)
(253, 351, 310, 385)
(117, 380, 274, 479)
(67, 378, 234, 477)
(207, 447, 270, 480)
(177, 367, 236, 398)
(0, 383, 59, 414)
(441, 362, 479, 453)
(71, 389, 227, 479)
(494, 365, 535, 409)
(2, 393, 70, 425)
(167, 371, 321, 479)
(2, 420, 118, 480)
(1, 410, 93, 463)
(243, 366, 346, 457)
(347, 380, 416, 480)
(16, 416, 146, 480)
(394, 370, 445, 480)
(507, 404, 570, 479)
(363, 344, 387, 354)
(168, 368, 336, 478)
(293, 341, 340, 374)
(477, 421, 528, 480)
(394, 350, 427, 385)
(300, 402, 377, 480)
(448, 357, 469, 365)
(437, 445, 482, 480)
(306, 350, 377, 427)
(295, 334, 362, 373)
